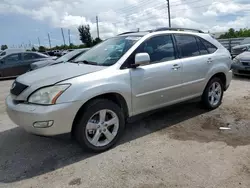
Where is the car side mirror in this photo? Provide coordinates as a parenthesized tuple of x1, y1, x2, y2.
(132, 53, 150, 68)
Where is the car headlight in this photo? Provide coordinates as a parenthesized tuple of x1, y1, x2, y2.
(233, 58, 240, 64)
(28, 84, 70, 105)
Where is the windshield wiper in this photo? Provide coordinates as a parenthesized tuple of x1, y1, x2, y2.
(76, 60, 98, 65)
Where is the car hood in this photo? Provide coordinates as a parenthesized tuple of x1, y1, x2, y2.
(232, 44, 250, 50)
(16, 62, 106, 87)
(31, 59, 56, 70)
(235, 51, 250, 61)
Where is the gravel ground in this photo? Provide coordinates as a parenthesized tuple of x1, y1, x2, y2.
(0, 77, 250, 188)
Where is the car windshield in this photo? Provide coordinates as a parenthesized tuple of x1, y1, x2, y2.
(240, 38, 250, 45)
(55, 49, 83, 63)
(74, 36, 142, 66)
(0, 51, 6, 56)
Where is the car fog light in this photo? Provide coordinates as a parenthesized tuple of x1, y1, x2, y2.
(33, 121, 54, 128)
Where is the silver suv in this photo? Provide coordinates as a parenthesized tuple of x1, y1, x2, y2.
(6, 28, 233, 152)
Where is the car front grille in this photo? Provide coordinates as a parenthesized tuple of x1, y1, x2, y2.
(238, 70, 250, 75)
(242, 62, 250, 66)
(10, 81, 28, 96)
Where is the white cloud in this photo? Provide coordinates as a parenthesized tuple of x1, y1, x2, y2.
(1, 0, 250, 40)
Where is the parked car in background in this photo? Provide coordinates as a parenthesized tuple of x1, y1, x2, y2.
(232, 51, 250, 76)
(231, 37, 250, 58)
(30, 48, 89, 71)
(6, 28, 232, 152)
(0, 52, 56, 78)
(0, 48, 26, 57)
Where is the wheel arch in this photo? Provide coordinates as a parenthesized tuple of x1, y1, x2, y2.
(71, 92, 129, 135)
(204, 72, 227, 93)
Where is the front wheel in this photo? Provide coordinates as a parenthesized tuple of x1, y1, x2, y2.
(202, 77, 224, 110)
(74, 99, 125, 152)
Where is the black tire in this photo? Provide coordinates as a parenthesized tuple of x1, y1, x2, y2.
(74, 99, 125, 152)
(201, 77, 224, 110)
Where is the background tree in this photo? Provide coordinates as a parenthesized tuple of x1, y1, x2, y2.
(31, 47, 36, 51)
(1, 45, 8, 50)
(38, 46, 46, 52)
(78, 25, 93, 47)
(219, 28, 250, 39)
(92, 38, 102, 46)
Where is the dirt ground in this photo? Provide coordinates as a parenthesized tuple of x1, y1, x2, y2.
(0, 77, 250, 188)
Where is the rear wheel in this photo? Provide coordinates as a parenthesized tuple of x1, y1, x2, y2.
(74, 99, 125, 152)
(202, 77, 224, 110)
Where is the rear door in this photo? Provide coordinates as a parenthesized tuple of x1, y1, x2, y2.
(174, 34, 213, 98)
(2, 53, 22, 77)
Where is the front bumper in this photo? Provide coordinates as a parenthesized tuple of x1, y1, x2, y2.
(231, 64, 250, 76)
(6, 95, 82, 136)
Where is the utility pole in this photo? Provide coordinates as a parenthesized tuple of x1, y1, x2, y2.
(68, 29, 71, 45)
(61, 28, 66, 46)
(166, 0, 171, 27)
(48, 33, 52, 49)
(96, 16, 100, 39)
(29, 40, 32, 48)
(38, 37, 41, 46)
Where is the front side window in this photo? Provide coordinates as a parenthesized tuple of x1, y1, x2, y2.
(136, 35, 176, 64)
(175, 34, 200, 58)
(5, 54, 21, 64)
(74, 36, 142, 66)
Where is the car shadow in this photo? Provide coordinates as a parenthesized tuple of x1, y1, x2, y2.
(233, 74, 250, 81)
(0, 101, 207, 183)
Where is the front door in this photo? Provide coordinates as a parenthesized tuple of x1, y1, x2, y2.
(129, 34, 183, 115)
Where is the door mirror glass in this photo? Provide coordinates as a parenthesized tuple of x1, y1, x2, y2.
(134, 53, 150, 66)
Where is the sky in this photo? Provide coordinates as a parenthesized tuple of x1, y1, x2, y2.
(1, 0, 250, 48)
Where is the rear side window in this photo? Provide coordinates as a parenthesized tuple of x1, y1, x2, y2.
(23, 53, 43, 60)
(200, 38, 217, 53)
(175, 35, 200, 58)
(196, 37, 209, 55)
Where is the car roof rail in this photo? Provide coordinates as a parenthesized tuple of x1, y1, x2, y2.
(117, 31, 139, 36)
(154, 27, 204, 33)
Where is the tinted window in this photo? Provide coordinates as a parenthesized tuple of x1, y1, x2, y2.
(5, 54, 21, 64)
(23, 53, 44, 60)
(136, 35, 176, 64)
(175, 35, 200, 58)
(196, 37, 209, 55)
(0, 51, 6, 56)
(200, 38, 217, 53)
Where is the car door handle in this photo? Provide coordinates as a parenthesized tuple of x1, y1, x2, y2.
(172, 64, 181, 70)
(207, 58, 213, 64)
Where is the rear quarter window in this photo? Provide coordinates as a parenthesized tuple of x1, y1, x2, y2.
(200, 38, 217, 53)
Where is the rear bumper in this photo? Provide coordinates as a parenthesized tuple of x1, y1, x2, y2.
(225, 70, 232, 91)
